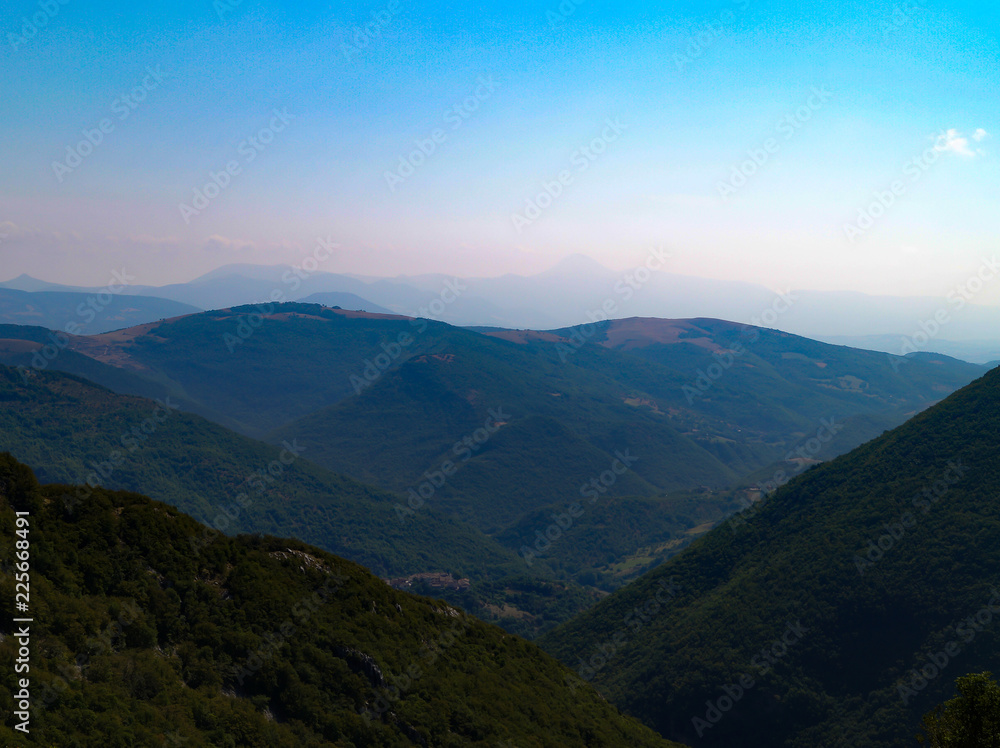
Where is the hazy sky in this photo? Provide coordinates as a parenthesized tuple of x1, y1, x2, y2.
(1, 0, 996, 300)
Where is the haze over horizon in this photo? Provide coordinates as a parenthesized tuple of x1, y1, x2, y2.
(2, 0, 998, 303)
(3, 249, 995, 306)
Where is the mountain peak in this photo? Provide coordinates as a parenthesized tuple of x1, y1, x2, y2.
(189, 263, 292, 283)
(0, 273, 72, 292)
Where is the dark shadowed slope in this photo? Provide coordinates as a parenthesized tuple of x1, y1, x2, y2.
(542, 365, 1000, 747)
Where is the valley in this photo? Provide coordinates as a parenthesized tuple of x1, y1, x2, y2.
(1, 293, 996, 746)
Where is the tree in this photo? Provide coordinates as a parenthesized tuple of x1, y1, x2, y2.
(919, 672, 1000, 747)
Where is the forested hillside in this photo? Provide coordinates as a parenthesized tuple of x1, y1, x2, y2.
(542, 366, 1000, 746)
(0, 454, 680, 747)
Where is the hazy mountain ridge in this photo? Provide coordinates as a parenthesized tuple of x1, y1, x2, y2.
(7, 257, 1000, 358)
(0, 287, 201, 335)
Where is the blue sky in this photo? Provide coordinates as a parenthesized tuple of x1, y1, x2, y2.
(1, 0, 997, 300)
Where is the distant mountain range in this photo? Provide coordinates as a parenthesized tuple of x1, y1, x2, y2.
(820, 334, 1000, 365)
(298, 291, 395, 314)
(5, 254, 1000, 361)
(0, 287, 200, 335)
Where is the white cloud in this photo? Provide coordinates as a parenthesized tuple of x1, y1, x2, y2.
(934, 128, 988, 157)
(935, 128, 975, 157)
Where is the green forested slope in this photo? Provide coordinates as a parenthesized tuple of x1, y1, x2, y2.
(0, 364, 614, 638)
(0, 364, 517, 581)
(0, 454, 681, 747)
(542, 366, 1000, 747)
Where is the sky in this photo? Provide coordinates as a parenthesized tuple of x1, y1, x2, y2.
(1, 0, 997, 301)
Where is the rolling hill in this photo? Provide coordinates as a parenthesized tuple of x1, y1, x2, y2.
(0, 364, 603, 638)
(9, 306, 977, 464)
(0, 306, 987, 605)
(11, 258, 1000, 356)
(268, 313, 984, 531)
